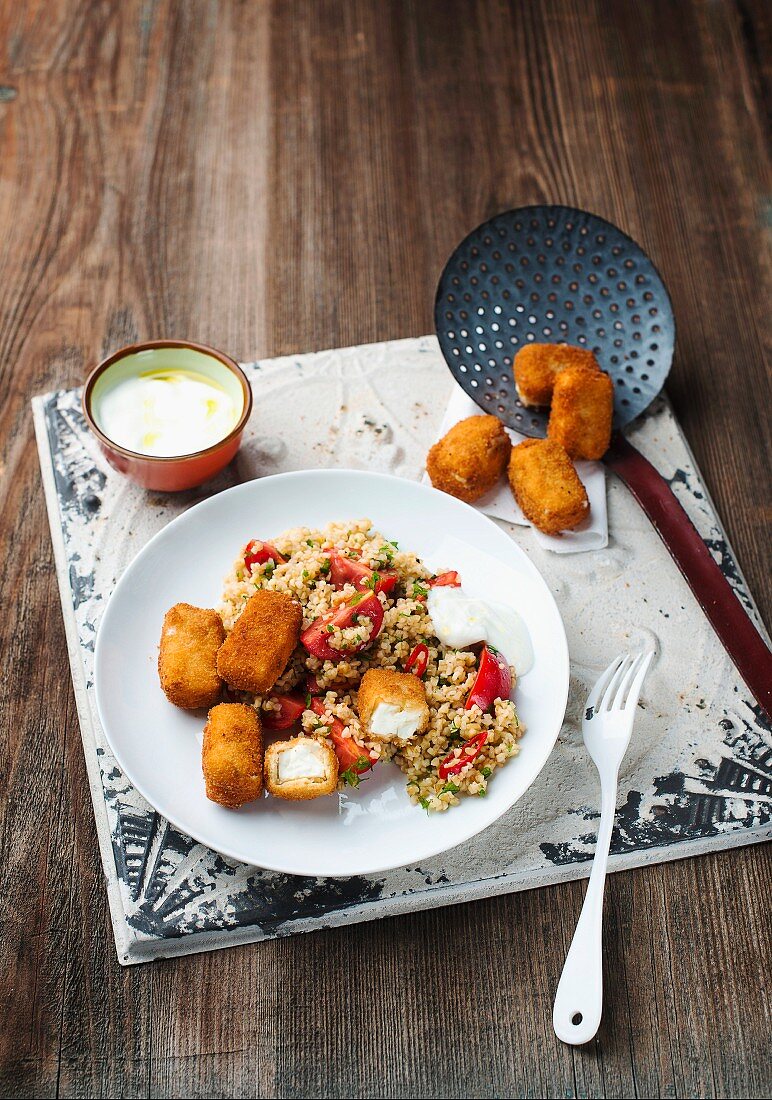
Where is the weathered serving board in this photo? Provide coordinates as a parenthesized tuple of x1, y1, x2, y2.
(33, 335, 771, 965)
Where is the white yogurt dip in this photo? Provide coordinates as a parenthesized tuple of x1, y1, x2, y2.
(96, 369, 240, 457)
(427, 585, 534, 676)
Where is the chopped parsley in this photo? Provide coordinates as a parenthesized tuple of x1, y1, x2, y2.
(418, 796, 431, 813)
(442, 781, 460, 794)
(319, 558, 331, 575)
(412, 580, 429, 598)
(306, 538, 316, 547)
(478, 788, 487, 797)
(365, 571, 381, 590)
(340, 768, 361, 788)
(349, 592, 365, 606)
(264, 561, 275, 579)
(481, 766, 492, 777)
(304, 692, 312, 707)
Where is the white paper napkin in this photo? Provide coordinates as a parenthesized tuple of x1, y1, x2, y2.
(424, 385, 608, 554)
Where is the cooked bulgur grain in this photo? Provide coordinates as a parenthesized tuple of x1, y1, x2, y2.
(219, 519, 524, 809)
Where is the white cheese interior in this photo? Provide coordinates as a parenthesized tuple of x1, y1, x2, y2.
(370, 703, 423, 741)
(277, 740, 328, 782)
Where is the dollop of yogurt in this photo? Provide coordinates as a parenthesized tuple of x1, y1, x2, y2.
(427, 585, 534, 676)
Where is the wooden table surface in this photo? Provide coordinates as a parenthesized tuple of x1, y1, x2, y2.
(1, 1, 769, 1097)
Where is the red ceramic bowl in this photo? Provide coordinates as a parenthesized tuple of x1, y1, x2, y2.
(82, 340, 253, 491)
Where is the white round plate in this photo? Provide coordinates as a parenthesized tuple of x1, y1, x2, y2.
(95, 470, 569, 877)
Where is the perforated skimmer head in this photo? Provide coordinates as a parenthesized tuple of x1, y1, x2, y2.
(434, 206, 675, 435)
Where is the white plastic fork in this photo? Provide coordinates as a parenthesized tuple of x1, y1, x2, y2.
(552, 650, 654, 1045)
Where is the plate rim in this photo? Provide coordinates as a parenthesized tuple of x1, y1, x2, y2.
(94, 468, 570, 876)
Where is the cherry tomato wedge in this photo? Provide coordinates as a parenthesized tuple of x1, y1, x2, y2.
(244, 540, 286, 572)
(465, 645, 512, 713)
(262, 692, 306, 730)
(405, 643, 429, 678)
(309, 698, 376, 774)
(438, 730, 489, 779)
(326, 548, 398, 595)
(429, 570, 461, 588)
(300, 591, 384, 662)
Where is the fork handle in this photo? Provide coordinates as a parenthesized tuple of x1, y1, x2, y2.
(553, 780, 617, 1044)
(606, 433, 772, 719)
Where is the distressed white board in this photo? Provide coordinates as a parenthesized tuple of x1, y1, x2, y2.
(33, 335, 771, 965)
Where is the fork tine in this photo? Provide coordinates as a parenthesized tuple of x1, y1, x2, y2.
(610, 652, 645, 711)
(585, 654, 626, 713)
(621, 650, 654, 710)
(600, 655, 633, 711)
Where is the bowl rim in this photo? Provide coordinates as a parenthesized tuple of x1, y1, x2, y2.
(81, 339, 253, 463)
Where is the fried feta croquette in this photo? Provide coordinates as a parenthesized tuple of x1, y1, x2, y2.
(426, 414, 511, 503)
(158, 603, 225, 710)
(508, 438, 589, 535)
(548, 364, 614, 460)
(217, 590, 302, 695)
(357, 668, 430, 743)
(513, 343, 601, 407)
(264, 736, 338, 800)
(202, 703, 263, 808)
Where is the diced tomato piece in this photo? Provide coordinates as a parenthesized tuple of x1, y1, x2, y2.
(464, 645, 512, 713)
(244, 540, 286, 572)
(262, 692, 306, 730)
(306, 673, 322, 697)
(429, 570, 461, 588)
(405, 643, 429, 678)
(326, 548, 398, 595)
(300, 591, 384, 662)
(309, 698, 375, 774)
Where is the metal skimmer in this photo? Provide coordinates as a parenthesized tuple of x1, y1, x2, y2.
(434, 205, 771, 717)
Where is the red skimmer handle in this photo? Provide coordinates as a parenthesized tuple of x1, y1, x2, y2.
(605, 432, 772, 719)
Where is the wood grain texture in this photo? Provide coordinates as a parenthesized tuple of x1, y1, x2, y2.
(0, 1, 769, 1097)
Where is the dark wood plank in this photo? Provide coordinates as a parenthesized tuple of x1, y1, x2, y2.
(0, 1, 769, 1098)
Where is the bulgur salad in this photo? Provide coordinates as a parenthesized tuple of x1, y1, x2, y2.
(216, 518, 527, 812)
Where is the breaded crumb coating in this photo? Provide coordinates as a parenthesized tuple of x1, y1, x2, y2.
(158, 603, 224, 710)
(202, 703, 263, 808)
(426, 414, 511, 503)
(264, 736, 338, 800)
(508, 438, 589, 535)
(217, 589, 302, 694)
(548, 364, 614, 460)
(514, 343, 600, 407)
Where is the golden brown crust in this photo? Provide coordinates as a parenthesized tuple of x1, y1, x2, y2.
(202, 703, 263, 808)
(547, 364, 614, 460)
(216, 590, 302, 694)
(426, 415, 511, 503)
(508, 438, 590, 535)
(264, 737, 338, 800)
(513, 344, 600, 407)
(357, 668, 429, 741)
(158, 603, 225, 710)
